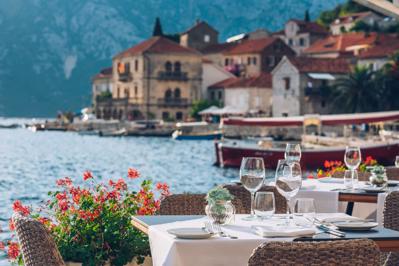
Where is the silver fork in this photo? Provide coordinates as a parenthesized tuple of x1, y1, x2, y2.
(213, 223, 238, 239)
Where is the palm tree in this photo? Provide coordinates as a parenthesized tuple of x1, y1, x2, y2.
(378, 52, 399, 110)
(330, 65, 379, 113)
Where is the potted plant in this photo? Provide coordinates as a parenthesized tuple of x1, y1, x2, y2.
(0, 168, 170, 266)
(205, 186, 235, 225)
(369, 165, 388, 187)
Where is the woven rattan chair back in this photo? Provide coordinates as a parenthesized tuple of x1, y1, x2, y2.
(248, 239, 380, 266)
(331, 171, 371, 181)
(382, 191, 399, 265)
(386, 167, 399, 181)
(222, 184, 287, 214)
(13, 213, 65, 266)
(159, 194, 207, 215)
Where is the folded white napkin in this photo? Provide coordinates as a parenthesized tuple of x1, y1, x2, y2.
(317, 213, 364, 223)
(251, 225, 316, 238)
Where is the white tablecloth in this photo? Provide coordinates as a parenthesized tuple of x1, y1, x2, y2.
(149, 213, 355, 266)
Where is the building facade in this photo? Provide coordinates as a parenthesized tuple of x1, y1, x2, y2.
(271, 56, 350, 117)
(201, 59, 235, 99)
(208, 73, 273, 115)
(180, 20, 219, 51)
(96, 36, 202, 121)
(274, 20, 328, 55)
(330, 12, 383, 35)
(92, 67, 113, 108)
(223, 37, 296, 77)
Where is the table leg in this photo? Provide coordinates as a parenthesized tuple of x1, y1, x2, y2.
(346, 202, 354, 215)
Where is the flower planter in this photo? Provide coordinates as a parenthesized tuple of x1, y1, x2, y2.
(65, 256, 152, 266)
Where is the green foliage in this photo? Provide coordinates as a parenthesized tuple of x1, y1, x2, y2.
(152, 17, 163, 37)
(97, 91, 112, 101)
(317, 0, 368, 27)
(206, 186, 234, 206)
(190, 99, 221, 120)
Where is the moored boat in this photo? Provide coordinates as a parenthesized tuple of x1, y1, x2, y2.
(172, 121, 222, 140)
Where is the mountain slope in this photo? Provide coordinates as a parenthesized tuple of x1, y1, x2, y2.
(0, 0, 344, 117)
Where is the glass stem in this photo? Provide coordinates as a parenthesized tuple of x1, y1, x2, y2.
(286, 198, 291, 224)
(250, 192, 255, 216)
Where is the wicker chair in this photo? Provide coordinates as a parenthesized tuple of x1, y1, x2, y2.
(248, 239, 380, 266)
(386, 167, 399, 181)
(159, 194, 208, 215)
(383, 191, 399, 265)
(12, 213, 65, 266)
(222, 184, 287, 214)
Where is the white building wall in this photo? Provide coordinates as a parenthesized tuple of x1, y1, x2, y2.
(202, 62, 234, 99)
(225, 89, 250, 111)
(272, 59, 301, 117)
(358, 58, 389, 71)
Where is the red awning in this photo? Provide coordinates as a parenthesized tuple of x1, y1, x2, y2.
(222, 111, 399, 127)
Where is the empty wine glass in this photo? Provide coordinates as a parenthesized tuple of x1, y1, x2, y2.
(344, 169, 358, 190)
(285, 143, 301, 163)
(275, 159, 302, 225)
(240, 157, 265, 221)
(395, 156, 399, 168)
(294, 198, 316, 226)
(254, 192, 275, 220)
(344, 146, 361, 188)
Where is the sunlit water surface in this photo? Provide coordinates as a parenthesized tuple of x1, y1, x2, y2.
(0, 118, 244, 265)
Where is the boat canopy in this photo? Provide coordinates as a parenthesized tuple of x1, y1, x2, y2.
(222, 111, 399, 127)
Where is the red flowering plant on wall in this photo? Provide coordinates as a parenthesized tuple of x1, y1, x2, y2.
(307, 156, 378, 179)
(0, 168, 170, 266)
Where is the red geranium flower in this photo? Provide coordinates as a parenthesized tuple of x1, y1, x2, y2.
(8, 219, 15, 231)
(0, 242, 5, 250)
(56, 177, 72, 187)
(7, 242, 19, 260)
(128, 168, 140, 179)
(83, 171, 93, 181)
(12, 200, 30, 216)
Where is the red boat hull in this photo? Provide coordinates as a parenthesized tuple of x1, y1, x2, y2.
(215, 141, 399, 169)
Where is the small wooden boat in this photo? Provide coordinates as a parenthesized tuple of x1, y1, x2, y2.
(172, 121, 222, 140)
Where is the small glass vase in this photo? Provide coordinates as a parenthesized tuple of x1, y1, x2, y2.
(369, 172, 388, 187)
(205, 200, 235, 225)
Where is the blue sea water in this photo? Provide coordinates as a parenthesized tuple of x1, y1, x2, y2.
(0, 119, 241, 265)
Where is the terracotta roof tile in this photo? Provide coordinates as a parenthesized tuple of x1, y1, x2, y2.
(289, 20, 328, 35)
(200, 42, 238, 54)
(209, 73, 272, 89)
(93, 67, 112, 80)
(181, 20, 218, 35)
(224, 37, 278, 55)
(289, 57, 350, 74)
(304, 32, 381, 55)
(332, 12, 373, 25)
(359, 34, 399, 59)
(113, 36, 199, 59)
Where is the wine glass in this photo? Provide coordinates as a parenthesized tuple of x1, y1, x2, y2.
(254, 192, 275, 220)
(344, 169, 358, 190)
(395, 156, 399, 168)
(344, 146, 361, 189)
(285, 143, 301, 163)
(294, 198, 316, 226)
(275, 159, 302, 225)
(240, 157, 265, 221)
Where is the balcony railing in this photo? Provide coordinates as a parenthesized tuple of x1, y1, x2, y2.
(118, 72, 133, 82)
(157, 98, 189, 107)
(158, 71, 188, 81)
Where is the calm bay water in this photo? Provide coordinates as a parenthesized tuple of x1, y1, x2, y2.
(0, 119, 240, 265)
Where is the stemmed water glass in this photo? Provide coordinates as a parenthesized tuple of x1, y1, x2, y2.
(395, 156, 399, 168)
(344, 146, 361, 189)
(254, 192, 275, 220)
(240, 157, 266, 221)
(285, 143, 301, 163)
(275, 159, 302, 225)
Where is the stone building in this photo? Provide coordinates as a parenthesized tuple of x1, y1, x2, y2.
(274, 20, 328, 55)
(208, 73, 273, 115)
(180, 20, 219, 51)
(92, 67, 113, 108)
(271, 56, 350, 117)
(96, 36, 202, 121)
(223, 37, 295, 77)
(201, 59, 235, 99)
(330, 11, 383, 35)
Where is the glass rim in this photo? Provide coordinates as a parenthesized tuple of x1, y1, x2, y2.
(345, 146, 360, 149)
(242, 157, 264, 160)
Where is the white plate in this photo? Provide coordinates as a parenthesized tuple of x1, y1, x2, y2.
(388, 180, 399, 186)
(167, 227, 214, 239)
(363, 187, 386, 193)
(335, 222, 378, 231)
(318, 177, 344, 184)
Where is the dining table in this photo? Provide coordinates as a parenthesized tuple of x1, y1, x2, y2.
(132, 214, 399, 266)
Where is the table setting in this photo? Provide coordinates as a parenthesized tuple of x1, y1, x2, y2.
(142, 145, 399, 266)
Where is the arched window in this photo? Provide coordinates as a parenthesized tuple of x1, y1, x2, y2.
(165, 89, 172, 100)
(174, 61, 181, 73)
(174, 88, 181, 99)
(165, 61, 172, 73)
